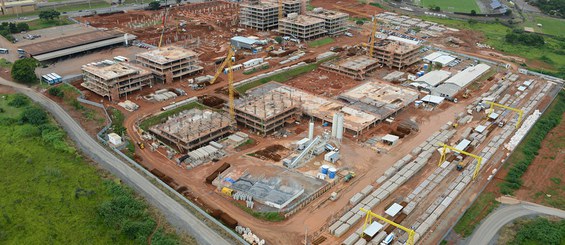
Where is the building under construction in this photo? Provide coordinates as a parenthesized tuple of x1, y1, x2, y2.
(278, 13, 327, 40)
(136, 46, 203, 83)
(320, 55, 379, 80)
(149, 108, 233, 152)
(233, 89, 302, 135)
(239, 0, 301, 30)
(372, 40, 420, 69)
(81, 60, 153, 101)
(306, 7, 349, 36)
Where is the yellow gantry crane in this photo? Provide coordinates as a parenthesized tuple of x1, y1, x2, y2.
(210, 47, 236, 122)
(484, 101, 524, 129)
(368, 15, 378, 57)
(437, 143, 483, 180)
(360, 208, 416, 245)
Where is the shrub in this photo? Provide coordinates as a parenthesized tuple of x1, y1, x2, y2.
(19, 106, 47, 125)
(48, 87, 64, 98)
(8, 94, 29, 108)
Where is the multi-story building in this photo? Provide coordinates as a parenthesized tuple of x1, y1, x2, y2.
(81, 60, 153, 101)
(136, 46, 202, 83)
(306, 7, 349, 36)
(239, 0, 302, 30)
(278, 13, 327, 40)
(372, 40, 420, 69)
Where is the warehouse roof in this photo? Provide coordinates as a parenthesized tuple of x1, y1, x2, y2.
(231, 36, 258, 45)
(414, 70, 452, 87)
(444, 64, 491, 88)
(21, 30, 126, 56)
(421, 95, 445, 104)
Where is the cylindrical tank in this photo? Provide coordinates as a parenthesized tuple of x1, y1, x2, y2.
(336, 113, 344, 140)
(308, 121, 314, 139)
(321, 165, 329, 174)
(328, 167, 337, 179)
(331, 114, 338, 137)
(423, 64, 429, 70)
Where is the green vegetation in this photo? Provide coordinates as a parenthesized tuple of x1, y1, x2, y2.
(148, 1, 161, 10)
(509, 217, 565, 244)
(370, 2, 383, 8)
(0, 58, 12, 69)
(243, 64, 269, 75)
(54, 84, 103, 123)
(236, 57, 336, 94)
(38, 9, 61, 21)
(42, 2, 111, 13)
(521, 14, 565, 37)
(453, 192, 500, 237)
(139, 102, 204, 131)
(500, 91, 565, 195)
(505, 29, 545, 46)
(108, 107, 126, 136)
(350, 17, 369, 22)
(0, 94, 185, 244)
(26, 18, 73, 31)
(234, 202, 285, 222)
(11, 58, 38, 84)
(420, 0, 479, 13)
(418, 16, 565, 74)
(308, 37, 335, 48)
(528, 0, 565, 18)
(48, 86, 64, 98)
(0, 22, 30, 42)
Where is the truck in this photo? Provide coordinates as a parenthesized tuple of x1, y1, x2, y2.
(380, 233, 395, 245)
(344, 172, 356, 182)
(329, 192, 339, 201)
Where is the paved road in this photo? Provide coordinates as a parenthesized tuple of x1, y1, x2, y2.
(468, 201, 565, 245)
(0, 79, 234, 245)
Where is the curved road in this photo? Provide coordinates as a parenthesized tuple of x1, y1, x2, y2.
(468, 201, 565, 245)
(0, 79, 235, 245)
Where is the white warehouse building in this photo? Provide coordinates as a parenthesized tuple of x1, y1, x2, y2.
(432, 63, 491, 98)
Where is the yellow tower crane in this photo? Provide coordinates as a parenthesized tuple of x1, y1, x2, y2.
(360, 208, 416, 245)
(209, 47, 236, 122)
(437, 143, 484, 180)
(278, 0, 283, 19)
(484, 101, 524, 129)
(368, 15, 378, 58)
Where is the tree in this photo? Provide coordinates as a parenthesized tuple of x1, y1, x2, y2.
(19, 107, 47, 125)
(434, 6, 440, 12)
(16, 22, 29, 32)
(505, 9, 512, 15)
(48, 87, 64, 98)
(148, 1, 160, 10)
(355, 20, 364, 25)
(8, 94, 29, 108)
(38, 10, 60, 21)
(274, 36, 283, 44)
(8, 23, 17, 33)
(176, 0, 181, 3)
(470, 10, 477, 15)
(11, 58, 38, 84)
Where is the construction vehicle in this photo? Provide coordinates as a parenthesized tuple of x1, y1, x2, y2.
(438, 143, 483, 179)
(368, 15, 378, 57)
(344, 172, 356, 182)
(221, 187, 234, 196)
(137, 142, 145, 149)
(360, 208, 415, 245)
(329, 192, 339, 201)
(209, 47, 236, 122)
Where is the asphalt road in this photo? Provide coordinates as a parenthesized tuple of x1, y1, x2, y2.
(0, 79, 234, 245)
(468, 202, 565, 245)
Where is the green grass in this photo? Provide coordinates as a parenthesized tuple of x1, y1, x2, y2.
(420, 0, 480, 13)
(108, 107, 126, 136)
(42, 2, 111, 12)
(509, 217, 565, 244)
(139, 102, 204, 131)
(0, 94, 185, 244)
(26, 18, 73, 31)
(0, 58, 12, 69)
(419, 16, 565, 73)
(308, 37, 335, 48)
(521, 14, 565, 38)
(453, 192, 500, 237)
(236, 57, 336, 94)
(234, 202, 285, 222)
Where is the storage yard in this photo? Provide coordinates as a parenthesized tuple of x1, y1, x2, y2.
(25, 0, 565, 245)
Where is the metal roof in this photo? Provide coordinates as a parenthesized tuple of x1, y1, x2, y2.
(382, 134, 400, 143)
(414, 70, 452, 87)
(385, 203, 403, 216)
(444, 64, 491, 88)
(364, 221, 384, 237)
(421, 95, 445, 104)
(231, 36, 258, 45)
(455, 139, 471, 151)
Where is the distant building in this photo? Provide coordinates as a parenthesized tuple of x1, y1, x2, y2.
(306, 8, 349, 36)
(372, 40, 420, 69)
(1, 0, 36, 15)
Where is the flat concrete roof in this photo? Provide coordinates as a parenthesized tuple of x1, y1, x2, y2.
(20, 30, 125, 56)
(136, 46, 198, 65)
(234, 90, 300, 120)
(150, 108, 231, 143)
(33, 35, 136, 62)
(82, 60, 151, 80)
(307, 8, 348, 20)
(338, 55, 379, 71)
(280, 15, 325, 26)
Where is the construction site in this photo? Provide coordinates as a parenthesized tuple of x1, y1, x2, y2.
(26, 0, 565, 245)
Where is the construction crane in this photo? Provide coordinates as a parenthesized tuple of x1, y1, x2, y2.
(484, 101, 524, 129)
(158, 7, 170, 48)
(210, 47, 236, 122)
(437, 143, 483, 180)
(360, 208, 416, 245)
(368, 15, 378, 57)
(278, 0, 283, 19)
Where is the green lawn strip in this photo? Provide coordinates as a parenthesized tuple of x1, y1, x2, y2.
(26, 18, 73, 31)
(420, 0, 480, 13)
(0, 93, 184, 244)
(521, 14, 565, 37)
(42, 2, 111, 12)
(453, 192, 500, 237)
(0, 58, 12, 69)
(233, 202, 285, 222)
(308, 37, 335, 48)
(509, 217, 565, 244)
(139, 102, 205, 131)
(499, 91, 565, 195)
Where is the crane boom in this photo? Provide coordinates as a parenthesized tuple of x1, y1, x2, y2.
(485, 101, 524, 129)
(369, 16, 378, 57)
(437, 143, 483, 180)
(209, 47, 236, 122)
(278, 0, 283, 19)
(158, 8, 169, 48)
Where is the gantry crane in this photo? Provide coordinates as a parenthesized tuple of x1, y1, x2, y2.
(210, 47, 236, 122)
(360, 208, 416, 245)
(437, 143, 484, 180)
(484, 101, 524, 129)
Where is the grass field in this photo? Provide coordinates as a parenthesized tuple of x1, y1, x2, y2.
(420, 0, 480, 13)
(419, 16, 565, 73)
(308, 37, 335, 48)
(0, 94, 186, 244)
(521, 14, 565, 38)
(453, 192, 500, 237)
(26, 18, 73, 31)
(139, 102, 205, 131)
